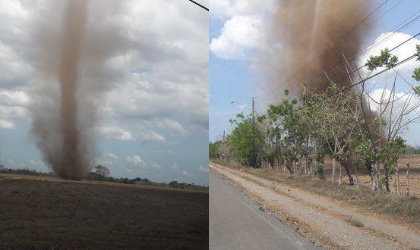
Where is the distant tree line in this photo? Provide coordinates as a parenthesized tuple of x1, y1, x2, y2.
(0, 164, 208, 191)
(0, 166, 53, 176)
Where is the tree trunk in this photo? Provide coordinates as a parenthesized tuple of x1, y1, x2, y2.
(376, 163, 382, 191)
(316, 152, 324, 180)
(395, 163, 400, 195)
(338, 157, 354, 185)
(371, 163, 377, 191)
(298, 158, 303, 174)
(344, 164, 354, 186)
(309, 158, 314, 177)
(274, 158, 278, 171)
(384, 164, 390, 192)
(339, 164, 342, 185)
(406, 162, 410, 197)
(292, 161, 296, 174)
(332, 158, 336, 183)
(354, 166, 360, 188)
(371, 162, 381, 191)
(364, 159, 374, 186)
(286, 161, 293, 174)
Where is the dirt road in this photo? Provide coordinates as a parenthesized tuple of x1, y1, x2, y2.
(210, 171, 322, 250)
(211, 163, 420, 249)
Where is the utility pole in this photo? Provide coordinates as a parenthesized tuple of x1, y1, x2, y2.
(252, 97, 256, 168)
(223, 130, 225, 142)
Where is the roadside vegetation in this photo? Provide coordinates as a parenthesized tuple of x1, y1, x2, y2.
(211, 47, 420, 224)
(344, 217, 364, 227)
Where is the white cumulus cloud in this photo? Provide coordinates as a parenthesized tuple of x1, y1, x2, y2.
(126, 155, 161, 169)
(107, 153, 119, 161)
(96, 126, 134, 141)
(182, 169, 195, 178)
(137, 128, 166, 143)
(0, 120, 15, 130)
(210, 0, 274, 60)
(154, 118, 189, 136)
(210, 15, 264, 60)
(210, 0, 274, 19)
(126, 155, 145, 167)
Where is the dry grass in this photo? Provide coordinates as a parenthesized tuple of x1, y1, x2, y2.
(344, 217, 364, 227)
(0, 174, 208, 249)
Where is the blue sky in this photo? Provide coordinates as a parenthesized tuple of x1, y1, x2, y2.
(0, 0, 209, 185)
(209, 0, 420, 146)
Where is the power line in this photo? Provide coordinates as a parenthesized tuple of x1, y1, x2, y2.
(188, 0, 208, 11)
(260, 27, 420, 101)
(328, 54, 417, 98)
(357, 0, 390, 26)
(329, 31, 420, 90)
(357, 7, 420, 60)
(315, 5, 420, 81)
(309, 30, 420, 94)
(307, 0, 406, 76)
(341, 13, 417, 71)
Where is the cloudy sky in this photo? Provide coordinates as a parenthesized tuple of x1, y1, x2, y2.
(209, 0, 420, 146)
(0, 0, 209, 185)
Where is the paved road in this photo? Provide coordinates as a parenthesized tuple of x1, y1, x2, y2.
(210, 171, 322, 250)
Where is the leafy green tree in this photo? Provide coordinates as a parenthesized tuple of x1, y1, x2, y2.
(413, 68, 420, 82)
(380, 137, 406, 191)
(209, 140, 223, 159)
(228, 113, 265, 167)
(365, 49, 398, 70)
(261, 90, 313, 174)
(411, 45, 420, 94)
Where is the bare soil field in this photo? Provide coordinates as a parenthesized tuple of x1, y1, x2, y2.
(0, 174, 209, 249)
